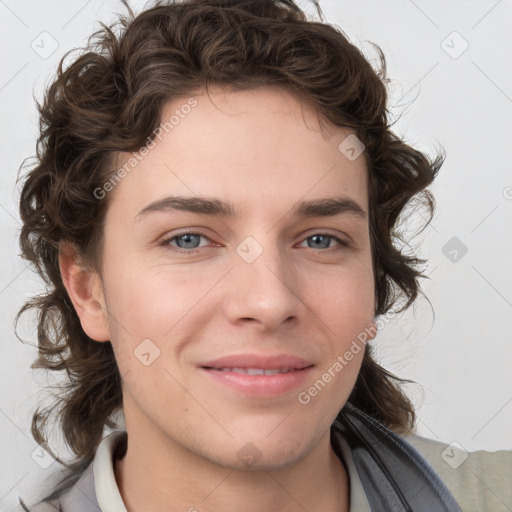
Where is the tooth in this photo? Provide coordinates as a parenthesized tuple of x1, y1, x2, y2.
(245, 368, 265, 375)
(231, 367, 250, 374)
(213, 367, 296, 374)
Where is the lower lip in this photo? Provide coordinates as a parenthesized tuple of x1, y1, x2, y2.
(199, 366, 314, 397)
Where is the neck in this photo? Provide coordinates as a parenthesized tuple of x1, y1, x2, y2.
(114, 423, 350, 512)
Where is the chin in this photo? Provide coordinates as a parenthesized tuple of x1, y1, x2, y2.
(206, 425, 317, 471)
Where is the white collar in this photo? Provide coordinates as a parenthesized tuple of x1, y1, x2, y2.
(93, 431, 128, 511)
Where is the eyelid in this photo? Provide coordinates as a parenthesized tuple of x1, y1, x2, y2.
(158, 229, 214, 252)
(158, 228, 351, 253)
(300, 228, 351, 245)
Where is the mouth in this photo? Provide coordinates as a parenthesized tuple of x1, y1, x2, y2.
(202, 366, 311, 375)
(198, 356, 315, 397)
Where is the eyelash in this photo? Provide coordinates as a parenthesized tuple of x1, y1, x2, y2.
(158, 231, 350, 254)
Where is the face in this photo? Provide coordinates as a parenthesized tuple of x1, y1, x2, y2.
(90, 86, 376, 470)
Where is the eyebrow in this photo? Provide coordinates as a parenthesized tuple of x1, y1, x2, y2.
(134, 195, 367, 222)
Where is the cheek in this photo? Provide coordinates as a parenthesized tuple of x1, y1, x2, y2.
(307, 269, 374, 402)
(100, 261, 218, 385)
(296, 341, 365, 427)
(298, 266, 373, 395)
(99, 263, 165, 371)
(314, 263, 375, 330)
(101, 259, 198, 334)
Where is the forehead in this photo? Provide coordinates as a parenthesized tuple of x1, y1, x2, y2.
(106, 86, 368, 221)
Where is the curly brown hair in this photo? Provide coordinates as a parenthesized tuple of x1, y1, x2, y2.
(15, 0, 443, 505)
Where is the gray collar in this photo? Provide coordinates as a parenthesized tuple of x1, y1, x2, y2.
(331, 402, 462, 511)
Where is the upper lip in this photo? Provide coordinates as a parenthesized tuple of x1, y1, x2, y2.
(199, 353, 314, 370)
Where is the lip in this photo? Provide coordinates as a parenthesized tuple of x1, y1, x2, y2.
(199, 353, 314, 370)
(198, 353, 315, 398)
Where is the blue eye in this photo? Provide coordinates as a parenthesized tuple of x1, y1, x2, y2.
(162, 233, 208, 252)
(159, 231, 349, 254)
(299, 234, 349, 250)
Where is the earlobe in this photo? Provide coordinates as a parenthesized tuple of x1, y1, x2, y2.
(58, 241, 110, 342)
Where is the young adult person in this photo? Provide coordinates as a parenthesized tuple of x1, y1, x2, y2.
(13, 1, 511, 511)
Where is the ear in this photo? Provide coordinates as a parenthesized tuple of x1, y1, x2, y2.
(58, 241, 110, 342)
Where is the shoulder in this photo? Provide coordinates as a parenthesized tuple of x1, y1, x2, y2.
(10, 431, 127, 512)
(402, 432, 512, 512)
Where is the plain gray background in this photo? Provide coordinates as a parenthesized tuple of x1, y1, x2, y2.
(1, 0, 511, 508)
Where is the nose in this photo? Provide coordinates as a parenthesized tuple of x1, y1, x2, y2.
(222, 237, 305, 331)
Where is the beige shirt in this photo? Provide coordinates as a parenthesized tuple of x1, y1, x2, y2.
(14, 430, 512, 512)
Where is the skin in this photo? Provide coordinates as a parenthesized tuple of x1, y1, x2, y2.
(59, 85, 377, 512)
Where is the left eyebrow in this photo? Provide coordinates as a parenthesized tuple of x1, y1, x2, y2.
(291, 197, 367, 220)
(134, 195, 367, 222)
